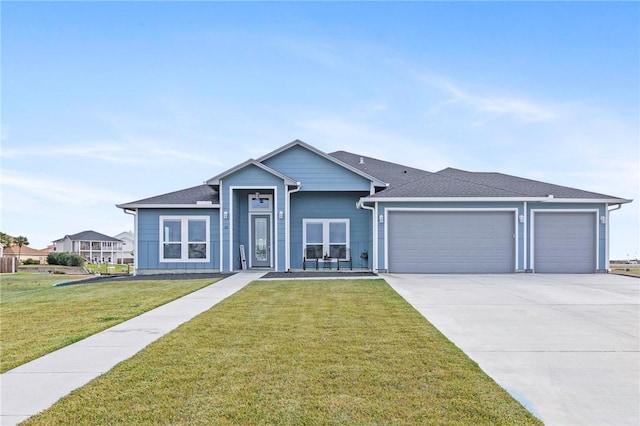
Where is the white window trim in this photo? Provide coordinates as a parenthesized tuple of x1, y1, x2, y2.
(159, 215, 210, 263)
(302, 219, 350, 260)
(248, 194, 273, 212)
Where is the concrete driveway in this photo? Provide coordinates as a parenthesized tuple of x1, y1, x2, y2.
(383, 274, 639, 426)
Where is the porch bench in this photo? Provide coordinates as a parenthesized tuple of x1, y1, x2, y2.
(337, 247, 352, 270)
(303, 247, 321, 270)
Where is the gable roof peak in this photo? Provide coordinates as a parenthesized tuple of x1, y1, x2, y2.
(206, 159, 298, 186)
(254, 140, 388, 187)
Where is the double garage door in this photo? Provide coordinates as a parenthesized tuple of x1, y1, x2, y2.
(388, 211, 515, 273)
(387, 210, 597, 273)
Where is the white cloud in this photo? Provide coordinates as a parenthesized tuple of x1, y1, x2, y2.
(2, 170, 135, 207)
(418, 74, 557, 124)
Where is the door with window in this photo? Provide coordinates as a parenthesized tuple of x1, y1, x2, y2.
(251, 215, 271, 267)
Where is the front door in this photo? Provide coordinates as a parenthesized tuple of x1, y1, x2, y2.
(251, 215, 270, 267)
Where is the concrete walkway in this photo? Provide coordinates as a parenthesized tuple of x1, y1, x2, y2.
(383, 273, 640, 426)
(0, 272, 263, 426)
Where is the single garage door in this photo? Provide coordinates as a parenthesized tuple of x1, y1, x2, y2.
(388, 211, 515, 273)
(533, 212, 596, 273)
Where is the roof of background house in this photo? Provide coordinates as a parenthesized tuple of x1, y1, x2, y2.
(117, 184, 220, 208)
(4, 245, 52, 256)
(113, 231, 134, 240)
(55, 231, 122, 243)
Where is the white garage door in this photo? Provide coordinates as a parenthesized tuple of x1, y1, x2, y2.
(387, 211, 515, 273)
(533, 212, 596, 273)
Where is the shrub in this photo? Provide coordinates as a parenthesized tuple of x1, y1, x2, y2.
(22, 258, 41, 265)
(47, 252, 85, 267)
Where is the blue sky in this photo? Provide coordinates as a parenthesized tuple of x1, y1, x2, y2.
(2, 2, 639, 259)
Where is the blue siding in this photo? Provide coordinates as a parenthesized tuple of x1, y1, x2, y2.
(137, 208, 220, 272)
(290, 191, 371, 269)
(263, 144, 371, 191)
(220, 163, 287, 271)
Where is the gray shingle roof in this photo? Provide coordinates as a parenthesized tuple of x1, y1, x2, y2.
(436, 168, 621, 199)
(117, 184, 219, 208)
(365, 166, 627, 200)
(367, 171, 523, 198)
(329, 151, 431, 189)
(60, 231, 122, 242)
(117, 144, 629, 207)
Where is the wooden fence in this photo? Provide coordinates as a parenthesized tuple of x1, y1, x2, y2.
(0, 257, 18, 273)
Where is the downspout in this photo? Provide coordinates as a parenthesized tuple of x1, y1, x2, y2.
(605, 204, 622, 271)
(523, 201, 528, 272)
(123, 208, 137, 276)
(357, 199, 377, 273)
(286, 183, 302, 271)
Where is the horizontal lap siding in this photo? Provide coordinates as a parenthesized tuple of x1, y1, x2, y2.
(137, 209, 220, 271)
(263, 145, 371, 191)
(289, 191, 371, 269)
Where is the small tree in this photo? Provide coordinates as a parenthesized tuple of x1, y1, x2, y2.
(0, 232, 12, 257)
(13, 236, 29, 264)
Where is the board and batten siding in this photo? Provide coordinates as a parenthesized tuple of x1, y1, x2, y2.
(289, 191, 371, 269)
(136, 208, 220, 272)
(262, 144, 372, 191)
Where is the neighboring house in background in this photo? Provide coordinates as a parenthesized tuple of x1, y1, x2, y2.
(113, 231, 135, 263)
(117, 140, 632, 275)
(53, 231, 125, 264)
(4, 245, 52, 264)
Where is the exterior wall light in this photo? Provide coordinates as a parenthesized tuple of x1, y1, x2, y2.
(519, 215, 525, 223)
(279, 211, 284, 220)
(600, 215, 606, 224)
(223, 211, 228, 220)
(379, 214, 384, 224)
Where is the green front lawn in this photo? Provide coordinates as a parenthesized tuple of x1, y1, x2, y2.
(85, 263, 132, 274)
(0, 274, 220, 372)
(24, 279, 541, 425)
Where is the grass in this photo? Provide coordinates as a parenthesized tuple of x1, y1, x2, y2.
(24, 279, 541, 425)
(85, 263, 132, 274)
(0, 273, 220, 372)
(611, 263, 640, 277)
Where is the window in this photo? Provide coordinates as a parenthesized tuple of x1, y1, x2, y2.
(249, 194, 272, 211)
(160, 216, 210, 262)
(303, 219, 349, 259)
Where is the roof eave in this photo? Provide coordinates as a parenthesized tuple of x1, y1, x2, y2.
(361, 196, 633, 203)
(206, 160, 298, 186)
(116, 203, 221, 209)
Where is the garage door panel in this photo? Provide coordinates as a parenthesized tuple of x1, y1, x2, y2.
(534, 212, 596, 273)
(388, 211, 515, 273)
